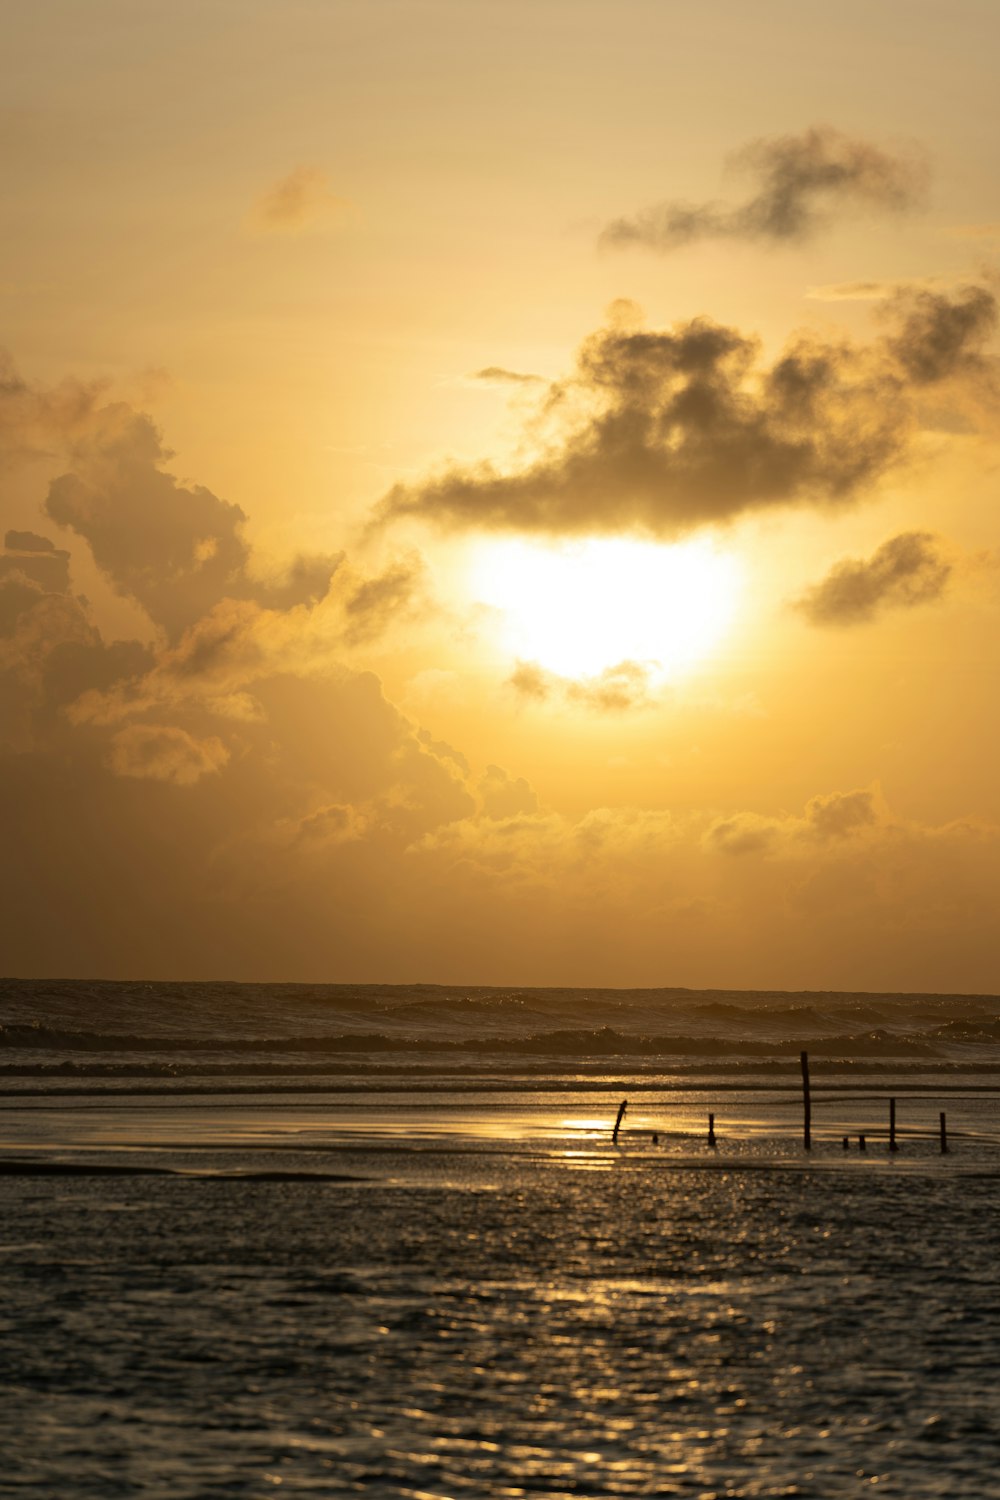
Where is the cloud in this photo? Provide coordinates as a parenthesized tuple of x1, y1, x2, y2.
(478, 763, 539, 819)
(0, 349, 110, 473)
(567, 661, 656, 712)
(804, 789, 878, 840)
(473, 367, 545, 386)
(705, 789, 879, 856)
(249, 166, 352, 234)
(1, 531, 71, 595)
(704, 814, 779, 857)
(5, 529, 61, 553)
(341, 555, 424, 646)
(4, 348, 1000, 989)
(376, 286, 998, 541)
(507, 658, 656, 712)
(507, 660, 551, 701)
(36, 400, 339, 640)
(806, 281, 897, 302)
(805, 276, 956, 303)
(412, 804, 685, 905)
(885, 284, 998, 385)
(0, 528, 153, 752)
(107, 724, 230, 785)
(0, 353, 341, 644)
(796, 531, 951, 626)
(600, 126, 926, 254)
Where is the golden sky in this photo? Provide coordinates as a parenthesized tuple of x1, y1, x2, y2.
(3, 0, 1000, 988)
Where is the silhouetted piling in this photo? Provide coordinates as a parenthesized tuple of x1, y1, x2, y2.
(708, 1112, 716, 1148)
(613, 1099, 627, 1145)
(800, 1050, 811, 1151)
(842, 1136, 849, 1151)
(889, 1097, 899, 1153)
(859, 1134, 866, 1151)
(940, 1111, 948, 1154)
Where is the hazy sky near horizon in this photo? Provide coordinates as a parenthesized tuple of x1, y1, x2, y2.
(3, 0, 1000, 988)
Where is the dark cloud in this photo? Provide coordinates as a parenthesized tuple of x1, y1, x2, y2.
(796, 532, 951, 626)
(886, 284, 998, 385)
(376, 286, 998, 541)
(380, 336, 870, 538)
(382, 314, 898, 536)
(601, 126, 926, 253)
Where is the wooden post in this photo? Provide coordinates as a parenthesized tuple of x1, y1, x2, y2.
(940, 1111, 948, 1154)
(859, 1134, 866, 1151)
(842, 1136, 849, 1150)
(612, 1099, 627, 1145)
(708, 1112, 716, 1148)
(800, 1050, 811, 1151)
(889, 1097, 898, 1152)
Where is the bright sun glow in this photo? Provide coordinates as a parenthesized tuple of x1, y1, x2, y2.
(470, 537, 743, 681)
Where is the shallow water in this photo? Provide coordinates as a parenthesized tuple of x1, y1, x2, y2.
(3, 979, 998, 1495)
(2, 1077, 1000, 1498)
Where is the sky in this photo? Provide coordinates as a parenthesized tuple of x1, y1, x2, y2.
(3, 0, 1000, 989)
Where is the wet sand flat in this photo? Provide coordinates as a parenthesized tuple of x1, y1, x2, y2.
(2, 1076, 999, 1496)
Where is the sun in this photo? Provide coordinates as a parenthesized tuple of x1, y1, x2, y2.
(469, 536, 743, 681)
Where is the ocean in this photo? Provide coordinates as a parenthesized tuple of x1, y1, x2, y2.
(2, 980, 999, 1497)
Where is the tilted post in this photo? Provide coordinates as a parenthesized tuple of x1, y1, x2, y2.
(800, 1050, 811, 1151)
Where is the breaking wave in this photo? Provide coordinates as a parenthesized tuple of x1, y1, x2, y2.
(2, 979, 999, 1070)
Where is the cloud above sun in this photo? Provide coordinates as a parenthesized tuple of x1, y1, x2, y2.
(376, 284, 998, 540)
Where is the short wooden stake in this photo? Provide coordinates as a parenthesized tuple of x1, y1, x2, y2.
(889, 1097, 899, 1153)
(800, 1050, 811, 1151)
(940, 1111, 948, 1154)
(859, 1134, 866, 1151)
(708, 1112, 716, 1148)
(842, 1136, 849, 1151)
(613, 1099, 628, 1145)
